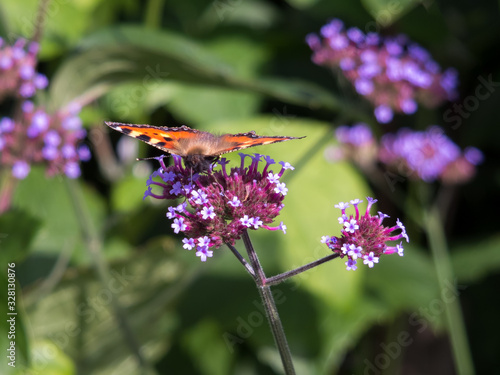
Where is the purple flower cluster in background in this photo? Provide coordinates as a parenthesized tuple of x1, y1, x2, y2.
(322, 198, 408, 270)
(0, 38, 90, 180)
(306, 19, 458, 123)
(0, 38, 48, 100)
(380, 126, 483, 183)
(144, 153, 290, 261)
(0, 103, 90, 179)
(329, 123, 483, 184)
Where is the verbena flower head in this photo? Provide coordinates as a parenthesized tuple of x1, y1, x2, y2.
(322, 197, 408, 270)
(0, 102, 89, 179)
(0, 38, 48, 100)
(145, 153, 291, 261)
(306, 19, 458, 123)
(379, 126, 483, 183)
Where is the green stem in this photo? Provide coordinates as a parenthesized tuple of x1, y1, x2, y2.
(265, 253, 339, 287)
(241, 230, 296, 375)
(144, 0, 165, 29)
(0, 172, 17, 214)
(64, 179, 150, 373)
(424, 205, 475, 375)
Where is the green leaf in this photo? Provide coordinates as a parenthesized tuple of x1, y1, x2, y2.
(111, 175, 148, 213)
(361, 0, 421, 27)
(0, 209, 41, 264)
(23, 242, 196, 374)
(182, 319, 233, 375)
(451, 235, 500, 283)
(1, 0, 103, 59)
(50, 26, 367, 122)
(29, 340, 76, 375)
(12, 168, 105, 265)
(166, 36, 267, 124)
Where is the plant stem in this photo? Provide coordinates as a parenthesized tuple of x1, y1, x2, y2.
(144, 0, 165, 29)
(424, 204, 475, 375)
(65, 179, 150, 373)
(241, 230, 296, 375)
(266, 253, 339, 286)
(0, 172, 17, 214)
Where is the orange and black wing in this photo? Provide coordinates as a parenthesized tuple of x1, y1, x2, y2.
(105, 122, 199, 156)
(216, 131, 306, 156)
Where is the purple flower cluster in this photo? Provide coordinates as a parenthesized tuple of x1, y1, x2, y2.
(0, 102, 90, 179)
(379, 126, 483, 183)
(306, 19, 458, 123)
(330, 123, 483, 184)
(144, 153, 290, 261)
(0, 38, 48, 100)
(322, 198, 408, 270)
(0, 38, 90, 180)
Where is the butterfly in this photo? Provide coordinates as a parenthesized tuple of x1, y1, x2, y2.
(105, 122, 305, 173)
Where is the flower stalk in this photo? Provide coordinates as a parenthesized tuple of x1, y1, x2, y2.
(424, 204, 475, 375)
(241, 230, 296, 375)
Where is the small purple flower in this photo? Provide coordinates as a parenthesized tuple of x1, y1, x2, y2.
(228, 196, 241, 207)
(344, 219, 359, 233)
(267, 172, 280, 184)
(335, 202, 349, 210)
(240, 215, 252, 228)
(64, 162, 81, 179)
(62, 116, 82, 130)
(170, 181, 183, 196)
(0, 117, 15, 133)
(323, 197, 409, 270)
(250, 217, 263, 229)
(42, 145, 58, 160)
(77, 145, 92, 161)
(182, 238, 195, 250)
(198, 236, 211, 248)
(347, 244, 363, 259)
(61, 144, 77, 159)
(354, 78, 374, 95)
(200, 206, 216, 220)
(196, 247, 213, 262)
(345, 258, 357, 271)
(192, 189, 208, 205)
(274, 182, 288, 195)
(363, 252, 379, 268)
(172, 217, 187, 234)
(374, 105, 394, 124)
(44, 130, 61, 146)
(12, 160, 30, 179)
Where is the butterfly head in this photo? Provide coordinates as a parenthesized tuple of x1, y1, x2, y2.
(184, 154, 219, 173)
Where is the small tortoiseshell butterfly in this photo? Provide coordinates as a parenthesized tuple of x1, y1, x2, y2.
(105, 122, 305, 172)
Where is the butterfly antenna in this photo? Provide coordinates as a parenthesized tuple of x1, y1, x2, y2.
(136, 155, 170, 162)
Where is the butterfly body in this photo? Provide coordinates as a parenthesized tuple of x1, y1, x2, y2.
(105, 122, 305, 172)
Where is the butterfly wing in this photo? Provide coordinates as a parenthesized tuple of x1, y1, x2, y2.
(105, 122, 198, 156)
(215, 131, 306, 156)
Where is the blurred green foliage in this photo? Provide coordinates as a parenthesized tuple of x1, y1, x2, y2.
(0, 0, 499, 374)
